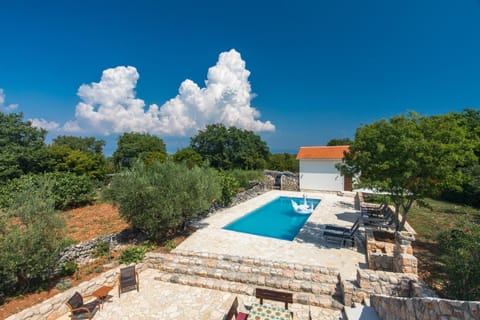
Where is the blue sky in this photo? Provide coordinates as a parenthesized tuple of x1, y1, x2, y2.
(1, 0, 480, 155)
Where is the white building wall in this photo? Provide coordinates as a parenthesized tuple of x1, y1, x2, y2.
(299, 159, 344, 191)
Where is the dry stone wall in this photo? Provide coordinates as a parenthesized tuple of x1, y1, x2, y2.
(371, 295, 480, 320)
(5, 264, 145, 320)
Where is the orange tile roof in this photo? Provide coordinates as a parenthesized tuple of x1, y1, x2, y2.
(296, 146, 350, 159)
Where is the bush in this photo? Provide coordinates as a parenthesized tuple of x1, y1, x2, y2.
(0, 179, 65, 296)
(118, 245, 148, 265)
(60, 261, 78, 276)
(439, 225, 480, 300)
(164, 239, 177, 252)
(0, 172, 95, 210)
(106, 160, 221, 241)
(93, 240, 110, 258)
(55, 278, 72, 291)
(218, 171, 239, 206)
(229, 169, 264, 190)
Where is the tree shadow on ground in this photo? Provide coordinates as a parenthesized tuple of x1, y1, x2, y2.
(295, 219, 365, 255)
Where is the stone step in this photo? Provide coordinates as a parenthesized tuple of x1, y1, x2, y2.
(153, 271, 343, 310)
(154, 262, 338, 296)
(171, 250, 339, 276)
(147, 252, 340, 295)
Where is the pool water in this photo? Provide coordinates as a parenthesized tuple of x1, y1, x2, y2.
(223, 196, 320, 241)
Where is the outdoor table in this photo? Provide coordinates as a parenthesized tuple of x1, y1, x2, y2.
(92, 285, 113, 310)
(248, 303, 292, 320)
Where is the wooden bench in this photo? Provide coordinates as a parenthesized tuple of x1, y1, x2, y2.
(255, 288, 294, 310)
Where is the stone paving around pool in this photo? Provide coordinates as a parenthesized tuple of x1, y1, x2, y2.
(182, 190, 366, 281)
(49, 190, 364, 320)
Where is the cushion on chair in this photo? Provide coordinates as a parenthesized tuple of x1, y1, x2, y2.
(67, 292, 84, 309)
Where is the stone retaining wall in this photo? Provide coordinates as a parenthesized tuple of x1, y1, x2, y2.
(341, 269, 436, 307)
(5, 263, 145, 320)
(370, 295, 480, 320)
(57, 228, 142, 266)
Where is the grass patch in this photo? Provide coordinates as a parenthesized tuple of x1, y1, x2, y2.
(408, 198, 480, 295)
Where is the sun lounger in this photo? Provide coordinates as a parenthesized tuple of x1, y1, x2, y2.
(323, 222, 359, 247)
(325, 217, 360, 234)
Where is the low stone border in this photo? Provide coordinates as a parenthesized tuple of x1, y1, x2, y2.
(6, 263, 145, 320)
(371, 294, 480, 320)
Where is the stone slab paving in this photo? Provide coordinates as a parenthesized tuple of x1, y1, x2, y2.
(76, 269, 341, 320)
(180, 190, 366, 281)
(54, 191, 362, 319)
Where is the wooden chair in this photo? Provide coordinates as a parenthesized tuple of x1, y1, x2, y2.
(255, 288, 293, 310)
(65, 291, 98, 320)
(224, 297, 248, 320)
(118, 265, 139, 297)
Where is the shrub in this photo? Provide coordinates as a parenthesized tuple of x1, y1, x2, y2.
(0, 179, 65, 296)
(106, 160, 221, 241)
(164, 239, 177, 252)
(0, 172, 95, 210)
(55, 278, 72, 291)
(439, 225, 480, 300)
(95, 266, 104, 273)
(93, 240, 110, 258)
(118, 246, 148, 265)
(229, 169, 264, 190)
(219, 171, 239, 206)
(60, 261, 78, 276)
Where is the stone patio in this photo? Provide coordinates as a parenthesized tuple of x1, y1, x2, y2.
(51, 190, 366, 320)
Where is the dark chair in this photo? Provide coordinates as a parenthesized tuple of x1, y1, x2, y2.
(118, 265, 139, 297)
(361, 202, 388, 218)
(362, 209, 396, 230)
(224, 297, 248, 320)
(323, 221, 360, 247)
(65, 291, 99, 320)
(324, 217, 360, 234)
(255, 288, 293, 310)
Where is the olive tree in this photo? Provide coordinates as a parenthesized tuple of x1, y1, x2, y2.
(0, 179, 65, 295)
(339, 112, 476, 231)
(106, 160, 221, 241)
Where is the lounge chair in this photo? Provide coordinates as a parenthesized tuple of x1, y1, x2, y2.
(324, 217, 360, 234)
(362, 209, 396, 230)
(361, 202, 388, 218)
(65, 291, 99, 320)
(224, 297, 248, 320)
(118, 265, 139, 297)
(323, 222, 360, 247)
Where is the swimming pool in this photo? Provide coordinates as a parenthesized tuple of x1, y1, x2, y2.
(223, 196, 320, 241)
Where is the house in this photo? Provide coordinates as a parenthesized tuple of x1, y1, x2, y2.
(296, 145, 352, 192)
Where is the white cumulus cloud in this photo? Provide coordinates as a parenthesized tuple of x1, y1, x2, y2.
(0, 89, 18, 112)
(47, 49, 275, 136)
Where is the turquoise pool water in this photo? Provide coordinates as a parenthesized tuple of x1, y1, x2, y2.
(223, 196, 320, 241)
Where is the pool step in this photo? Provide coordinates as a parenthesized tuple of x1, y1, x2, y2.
(153, 271, 343, 310)
(145, 251, 344, 310)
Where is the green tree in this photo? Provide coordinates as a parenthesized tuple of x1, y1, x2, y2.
(327, 138, 353, 146)
(267, 153, 299, 172)
(47, 145, 107, 180)
(439, 225, 480, 300)
(0, 112, 48, 182)
(440, 109, 480, 207)
(338, 112, 476, 231)
(52, 135, 105, 154)
(172, 147, 203, 168)
(0, 178, 65, 295)
(190, 124, 269, 170)
(106, 160, 221, 241)
(0, 172, 95, 210)
(112, 132, 167, 169)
